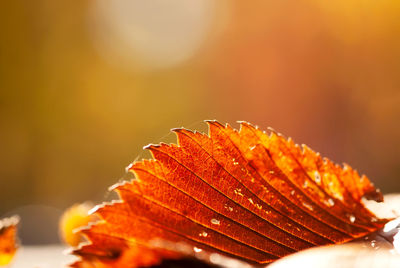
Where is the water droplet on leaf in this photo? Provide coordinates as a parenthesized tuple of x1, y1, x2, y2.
(211, 218, 220, 225)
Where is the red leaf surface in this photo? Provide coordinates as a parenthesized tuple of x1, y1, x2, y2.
(0, 216, 19, 266)
(72, 121, 388, 267)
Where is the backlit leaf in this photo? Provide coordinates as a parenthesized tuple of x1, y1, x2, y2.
(0, 216, 19, 266)
(72, 121, 389, 267)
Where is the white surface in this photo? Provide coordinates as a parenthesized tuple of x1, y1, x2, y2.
(9, 245, 76, 268)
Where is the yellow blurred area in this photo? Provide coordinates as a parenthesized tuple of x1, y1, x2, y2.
(0, 0, 400, 244)
(0, 253, 14, 266)
(0, 217, 19, 266)
(59, 203, 97, 247)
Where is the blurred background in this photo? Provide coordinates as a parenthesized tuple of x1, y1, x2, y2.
(1, 0, 400, 245)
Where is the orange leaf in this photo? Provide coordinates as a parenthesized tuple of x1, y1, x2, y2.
(0, 216, 19, 266)
(72, 121, 389, 267)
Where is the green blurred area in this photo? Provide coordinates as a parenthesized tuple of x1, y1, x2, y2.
(1, 0, 400, 243)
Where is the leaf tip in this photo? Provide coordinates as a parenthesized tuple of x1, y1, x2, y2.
(143, 143, 161, 150)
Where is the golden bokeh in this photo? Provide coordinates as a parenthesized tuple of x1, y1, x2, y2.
(0, 0, 399, 244)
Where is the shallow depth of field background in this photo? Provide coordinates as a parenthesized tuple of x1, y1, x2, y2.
(1, 0, 400, 244)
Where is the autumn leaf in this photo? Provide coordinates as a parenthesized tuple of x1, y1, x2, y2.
(71, 121, 390, 267)
(0, 216, 19, 266)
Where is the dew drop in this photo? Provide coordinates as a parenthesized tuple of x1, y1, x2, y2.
(325, 198, 335, 207)
(303, 202, 314, 211)
(193, 247, 202, 253)
(224, 204, 233, 212)
(303, 180, 308, 188)
(290, 190, 295, 196)
(199, 231, 208, 237)
(248, 198, 254, 204)
(250, 145, 256, 151)
(211, 218, 220, 225)
(269, 170, 275, 174)
(334, 192, 344, 201)
(370, 240, 377, 249)
(349, 214, 356, 223)
(232, 158, 239, 165)
(314, 171, 321, 183)
(234, 188, 244, 197)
